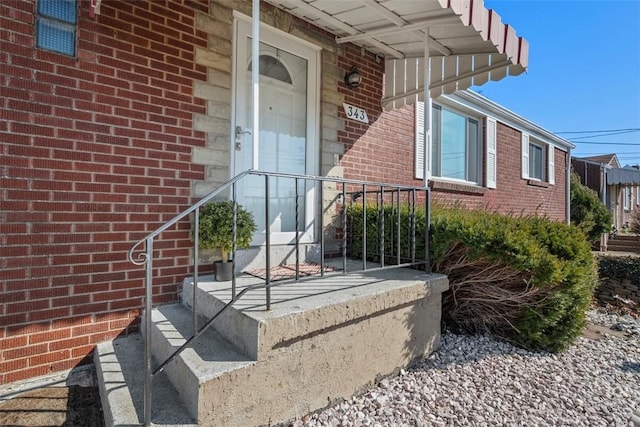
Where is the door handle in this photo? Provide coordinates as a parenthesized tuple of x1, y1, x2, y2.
(235, 125, 251, 138)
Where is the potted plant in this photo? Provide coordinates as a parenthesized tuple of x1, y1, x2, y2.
(198, 200, 257, 281)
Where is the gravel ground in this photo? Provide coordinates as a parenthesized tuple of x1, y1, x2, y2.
(297, 308, 640, 426)
(1, 308, 638, 426)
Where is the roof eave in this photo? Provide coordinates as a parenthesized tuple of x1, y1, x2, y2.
(450, 90, 575, 151)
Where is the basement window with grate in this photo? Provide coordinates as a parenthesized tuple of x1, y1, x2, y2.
(36, 0, 77, 57)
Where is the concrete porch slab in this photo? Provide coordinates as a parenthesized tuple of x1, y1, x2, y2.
(182, 262, 449, 361)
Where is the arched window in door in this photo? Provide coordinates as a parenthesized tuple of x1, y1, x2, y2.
(248, 54, 293, 84)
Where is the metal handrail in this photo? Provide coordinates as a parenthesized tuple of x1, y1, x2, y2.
(127, 169, 431, 426)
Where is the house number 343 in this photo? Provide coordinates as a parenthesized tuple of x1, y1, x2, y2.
(343, 103, 369, 124)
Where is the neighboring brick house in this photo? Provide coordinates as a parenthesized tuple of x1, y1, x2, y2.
(572, 154, 640, 230)
(0, 0, 534, 385)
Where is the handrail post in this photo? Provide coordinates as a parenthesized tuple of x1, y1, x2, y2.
(362, 184, 367, 270)
(411, 189, 416, 263)
(193, 211, 199, 336)
(143, 238, 153, 427)
(342, 184, 347, 274)
(265, 175, 271, 310)
(294, 178, 300, 281)
(232, 182, 237, 298)
(380, 187, 385, 267)
(396, 187, 401, 266)
(319, 183, 325, 277)
(425, 189, 430, 273)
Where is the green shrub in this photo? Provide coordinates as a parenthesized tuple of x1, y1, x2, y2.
(597, 254, 640, 286)
(431, 206, 597, 352)
(198, 200, 256, 262)
(346, 204, 598, 352)
(346, 203, 427, 264)
(570, 172, 611, 244)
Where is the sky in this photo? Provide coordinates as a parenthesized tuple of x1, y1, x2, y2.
(476, 0, 640, 167)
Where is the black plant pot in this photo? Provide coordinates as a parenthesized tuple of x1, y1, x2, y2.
(214, 260, 233, 282)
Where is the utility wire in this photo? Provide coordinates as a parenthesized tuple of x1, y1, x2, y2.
(588, 151, 640, 154)
(555, 128, 640, 134)
(569, 129, 640, 140)
(574, 141, 640, 145)
(572, 143, 640, 146)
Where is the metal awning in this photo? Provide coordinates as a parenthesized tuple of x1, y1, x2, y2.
(607, 167, 640, 186)
(266, 0, 529, 110)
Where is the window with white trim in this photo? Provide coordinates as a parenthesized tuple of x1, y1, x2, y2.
(623, 187, 631, 210)
(415, 102, 490, 186)
(36, 0, 77, 57)
(521, 133, 554, 185)
(528, 141, 546, 181)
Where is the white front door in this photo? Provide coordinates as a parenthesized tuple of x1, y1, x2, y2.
(233, 18, 319, 245)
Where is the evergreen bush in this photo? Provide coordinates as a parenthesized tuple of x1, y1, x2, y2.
(346, 203, 427, 264)
(570, 172, 611, 244)
(597, 254, 640, 287)
(346, 203, 598, 352)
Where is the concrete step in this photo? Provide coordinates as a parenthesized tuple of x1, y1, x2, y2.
(149, 304, 255, 422)
(608, 243, 640, 252)
(94, 334, 196, 427)
(610, 234, 640, 242)
(607, 235, 640, 253)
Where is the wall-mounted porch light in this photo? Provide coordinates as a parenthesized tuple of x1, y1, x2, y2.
(344, 65, 362, 89)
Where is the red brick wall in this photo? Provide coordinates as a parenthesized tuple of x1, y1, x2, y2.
(337, 49, 567, 221)
(487, 122, 567, 220)
(0, 0, 208, 384)
(338, 45, 422, 188)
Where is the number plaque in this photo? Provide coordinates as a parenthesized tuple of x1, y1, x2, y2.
(343, 103, 369, 124)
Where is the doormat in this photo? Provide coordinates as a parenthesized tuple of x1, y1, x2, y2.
(245, 263, 335, 281)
